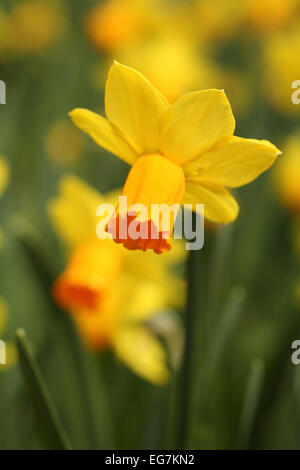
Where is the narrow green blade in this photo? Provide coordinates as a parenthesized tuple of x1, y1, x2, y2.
(235, 358, 265, 449)
(16, 328, 72, 450)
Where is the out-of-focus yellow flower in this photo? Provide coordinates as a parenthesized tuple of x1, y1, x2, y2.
(0, 298, 17, 370)
(85, 0, 154, 53)
(245, 0, 299, 34)
(193, 0, 244, 43)
(0, 156, 9, 198)
(46, 120, 84, 166)
(262, 29, 300, 116)
(112, 34, 204, 103)
(0, 156, 9, 250)
(48, 175, 185, 385)
(0, 0, 65, 56)
(94, 46, 250, 114)
(275, 133, 300, 213)
(0, 160, 15, 370)
(70, 62, 280, 253)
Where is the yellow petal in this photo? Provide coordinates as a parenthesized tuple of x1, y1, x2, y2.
(105, 61, 170, 155)
(48, 175, 103, 251)
(120, 276, 169, 322)
(185, 137, 281, 188)
(69, 108, 138, 165)
(126, 239, 186, 269)
(0, 157, 9, 197)
(183, 181, 239, 224)
(112, 326, 170, 385)
(121, 243, 186, 310)
(159, 89, 235, 165)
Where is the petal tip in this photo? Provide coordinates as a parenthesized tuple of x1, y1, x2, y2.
(68, 108, 81, 121)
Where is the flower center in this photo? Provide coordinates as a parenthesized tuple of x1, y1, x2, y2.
(107, 154, 186, 254)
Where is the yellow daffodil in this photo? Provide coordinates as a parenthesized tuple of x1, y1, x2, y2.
(0, 298, 17, 370)
(193, 0, 244, 43)
(263, 29, 300, 117)
(93, 50, 249, 117)
(275, 133, 300, 213)
(48, 175, 185, 385)
(0, 156, 9, 249)
(70, 62, 280, 254)
(85, 0, 156, 53)
(0, 157, 9, 198)
(0, 164, 16, 370)
(245, 0, 298, 34)
(109, 35, 228, 104)
(0, 0, 65, 56)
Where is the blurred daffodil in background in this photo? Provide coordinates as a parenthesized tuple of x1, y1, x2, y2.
(85, 0, 153, 53)
(262, 28, 300, 116)
(0, 158, 16, 369)
(0, 156, 9, 199)
(192, 0, 244, 43)
(275, 132, 300, 213)
(0, 298, 17, 370)
(103, 34, 206, 103)
(245, 0, 299, 35)
(70, 62, 280, 253)
(0, 156, 9, 249)
(0, 0, 65, 57)
(48, 175, 185, 385)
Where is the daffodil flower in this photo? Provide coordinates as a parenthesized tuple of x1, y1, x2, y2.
(275, 133, 300, 213)
(0, 156, 9, 249)
(48, 175, 185, 385)
(0, 161, 17, 370)
(245, 0, 296, 34)
(70, 62, 280, 254)
(0, 1, 65, 55)
(0, 298, 17, 370)
(263, 29, 300, 117)
(85, 0, 149, 52)
(0, 157, 9, 198)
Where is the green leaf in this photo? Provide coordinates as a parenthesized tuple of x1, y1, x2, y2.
(12, 216, 113, 448)
(235, 358, 265, 449)
(16, 328, 72, 450)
